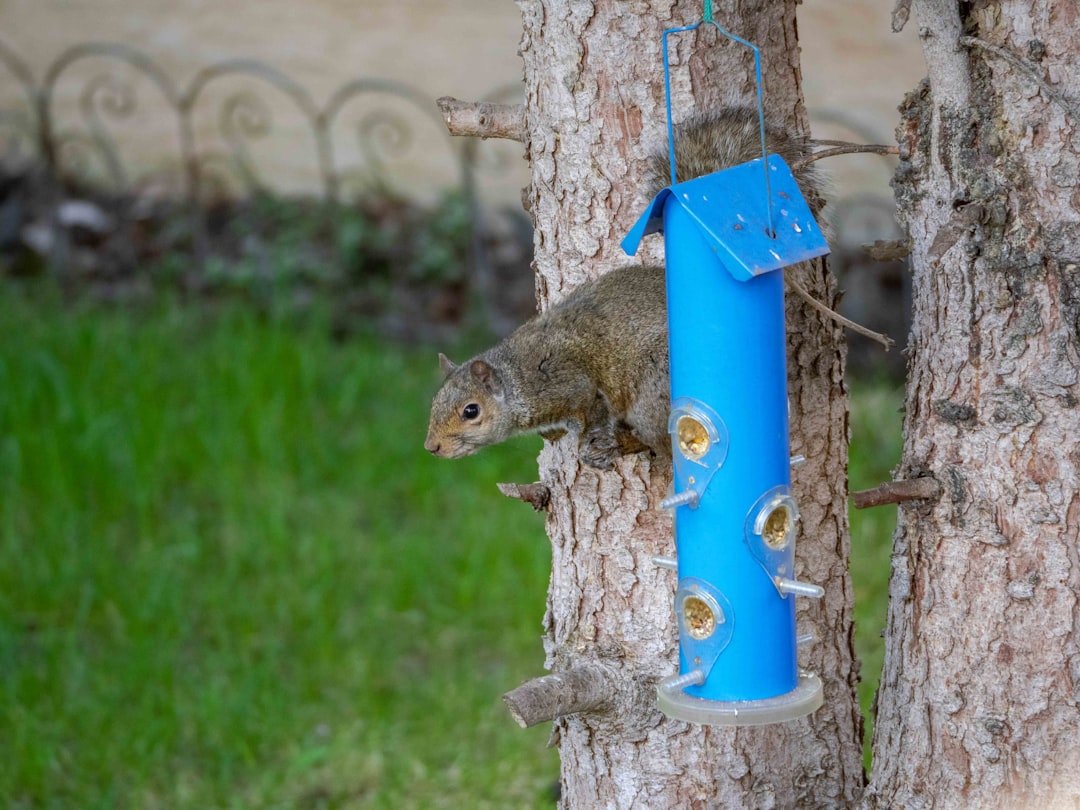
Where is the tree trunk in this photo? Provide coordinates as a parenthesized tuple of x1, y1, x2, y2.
(864, 1, 1080, 806)
(516, 0, 864, 805)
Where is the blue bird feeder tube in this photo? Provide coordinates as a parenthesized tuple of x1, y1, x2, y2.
(623, 152, 830, 726)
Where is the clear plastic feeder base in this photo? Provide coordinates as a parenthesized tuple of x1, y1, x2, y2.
(657, 671, 824, 727)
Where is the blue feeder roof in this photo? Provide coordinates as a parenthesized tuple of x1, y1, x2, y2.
(621, 154, 830, 281)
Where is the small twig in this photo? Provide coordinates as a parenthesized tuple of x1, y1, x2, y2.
(863, 239, 911, 262)
(960, 37, 1080, 123)
(811, 139, 888, 149)
(503, 664, 617, 728)
(851, 477, 942, 509)
(794, 143, 900, 172)
(435, 96, 526, 142)
(496, 482, 551, 512)
(786, 275, 895, 351)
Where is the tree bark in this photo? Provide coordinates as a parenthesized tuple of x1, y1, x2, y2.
(864, 1, 1080, 806)
(517, 0, 864, 805)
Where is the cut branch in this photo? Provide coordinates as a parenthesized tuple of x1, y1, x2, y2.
(503, 664, 617, 728)
(863, 239, 911, 262)
(851, 477, 942, 509)
(496, 481, 551, 511)
(436, 96, 526, 142)
(786, 275, 895, 351)
(891, 0, 913, 33)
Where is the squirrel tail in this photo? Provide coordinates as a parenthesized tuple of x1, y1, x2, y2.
(645, 106, 820, 202)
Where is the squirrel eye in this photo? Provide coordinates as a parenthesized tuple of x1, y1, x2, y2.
(462, 403, 480, 420)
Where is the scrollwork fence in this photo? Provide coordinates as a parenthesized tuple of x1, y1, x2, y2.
(0, 37, 531, 324)
(0, 37, 905, 363)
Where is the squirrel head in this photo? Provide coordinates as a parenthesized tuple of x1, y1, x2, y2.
(424, 352, 515, 459)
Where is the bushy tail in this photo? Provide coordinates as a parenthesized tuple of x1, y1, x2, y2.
(645, 107, 820, 202)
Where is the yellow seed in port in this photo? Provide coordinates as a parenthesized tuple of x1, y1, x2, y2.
(683, 595, 716, 640)
(762, 506, 792, 549)
(676, 416, 710, 460)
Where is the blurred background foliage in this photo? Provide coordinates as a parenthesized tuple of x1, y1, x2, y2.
(0, 285, 560, 808)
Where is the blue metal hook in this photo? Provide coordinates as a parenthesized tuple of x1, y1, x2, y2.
(661, 19, 775, 237)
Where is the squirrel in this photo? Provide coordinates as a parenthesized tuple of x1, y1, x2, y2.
(425, 106, 820, 470)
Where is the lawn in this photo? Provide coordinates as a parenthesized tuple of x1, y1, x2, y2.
(847, 378, 905, 763)
(0, 284, 902, 807)
(0, 286, 557, 808)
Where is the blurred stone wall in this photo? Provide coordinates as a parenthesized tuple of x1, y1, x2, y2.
(1, 0, 922, 205)
(0, 0, 524, 201)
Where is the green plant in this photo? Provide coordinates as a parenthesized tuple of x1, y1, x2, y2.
(0, 285, 556, 808)
(847, 378, 905, 766)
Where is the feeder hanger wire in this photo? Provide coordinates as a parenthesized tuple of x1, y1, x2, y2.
(662, 4, 776, 238)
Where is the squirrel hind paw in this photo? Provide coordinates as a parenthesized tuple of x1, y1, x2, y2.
(580, 433, 620, 471)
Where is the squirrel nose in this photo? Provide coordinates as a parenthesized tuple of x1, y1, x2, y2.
(424, 437, 441, 455)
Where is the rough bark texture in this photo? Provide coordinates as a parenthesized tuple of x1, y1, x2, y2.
(517, 0, 864, 805)
(864, 1, 1080, 807)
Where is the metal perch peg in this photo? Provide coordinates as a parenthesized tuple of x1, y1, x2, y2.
(660, 489, 699, 510)
(775, 578, 826, 599)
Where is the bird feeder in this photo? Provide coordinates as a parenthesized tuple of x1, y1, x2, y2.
(620, 14, 830, 726)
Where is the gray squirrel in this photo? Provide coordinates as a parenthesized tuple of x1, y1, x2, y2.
(424, 107, 820, 470)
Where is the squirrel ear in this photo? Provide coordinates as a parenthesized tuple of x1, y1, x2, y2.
(469, 359, 504, 399)
(438, 352, 457, 376)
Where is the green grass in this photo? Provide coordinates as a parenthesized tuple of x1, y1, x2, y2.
(0, 283, 903, 805)
(847, 378, 905, 765)
(0, 285, 557, 808)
